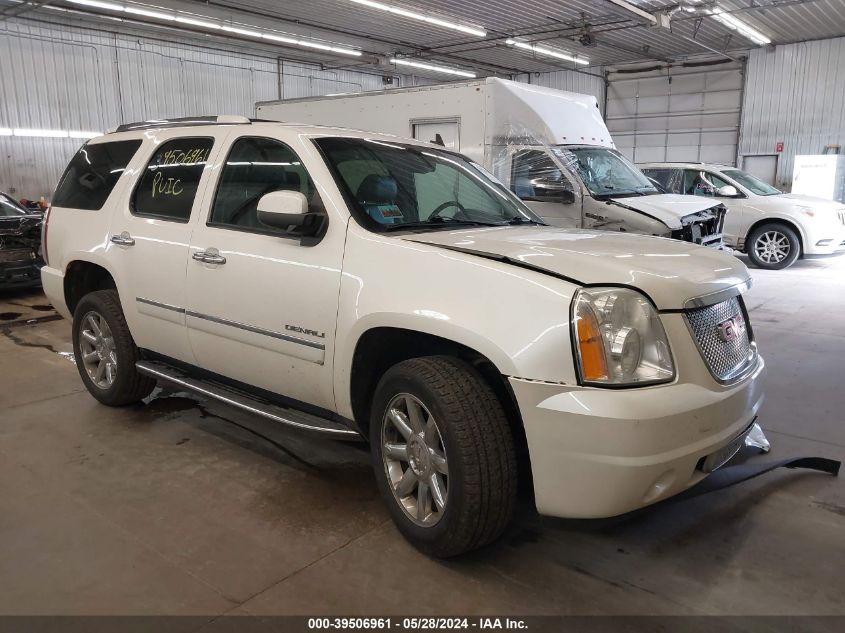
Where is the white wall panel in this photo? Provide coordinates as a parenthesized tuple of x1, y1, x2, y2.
(0, 19, 404, 199)
(739, 37, 845, 190)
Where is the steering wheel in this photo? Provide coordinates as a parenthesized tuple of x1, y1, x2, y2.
(428, 200, 467, 221)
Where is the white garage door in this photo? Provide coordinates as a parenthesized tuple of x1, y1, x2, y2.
(605, 61, 744, 166)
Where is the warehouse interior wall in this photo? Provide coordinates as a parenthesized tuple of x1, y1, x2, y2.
(739, 36, 845, 190)
(0, 18, 404, 199)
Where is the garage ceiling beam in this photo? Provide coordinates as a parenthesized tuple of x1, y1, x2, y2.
(603, 0, 657, 25)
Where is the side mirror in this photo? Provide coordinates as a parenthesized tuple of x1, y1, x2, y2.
(257, 190, 326, 242)
(520, 178, 576, 204)
(716, 185, 740, 198)
(257, 190, 309, 228)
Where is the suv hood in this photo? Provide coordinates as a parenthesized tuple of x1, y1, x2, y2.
(407, 226, 749, 310)
(609, 194, 721, 230)
(773, 193, 845, 214)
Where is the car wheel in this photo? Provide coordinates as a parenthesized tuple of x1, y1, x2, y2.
(370, 356, 517, 557)
(72, 289, 156, 406)
(747, 223, 800, 270)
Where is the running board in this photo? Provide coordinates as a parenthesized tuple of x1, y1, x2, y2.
(135, 361, 362, 441)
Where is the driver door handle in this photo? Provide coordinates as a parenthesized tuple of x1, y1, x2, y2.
(110, 231, 135, 246)
(192, 248, 227, 265)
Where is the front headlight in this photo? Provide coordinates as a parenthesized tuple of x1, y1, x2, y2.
(572, 287, 674, 387)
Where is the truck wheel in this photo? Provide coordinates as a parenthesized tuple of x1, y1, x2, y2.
(747, 223, 800, 270)
(72, 289, 155, 406)
(370, 356, 517, 557)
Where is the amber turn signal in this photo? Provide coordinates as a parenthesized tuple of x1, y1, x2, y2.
(576, 303, 608, 382)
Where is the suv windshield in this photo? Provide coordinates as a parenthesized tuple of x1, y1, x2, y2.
(315, 137, 542, 232)
(553, 145, 658, 198)
(722, 169, 781, 196)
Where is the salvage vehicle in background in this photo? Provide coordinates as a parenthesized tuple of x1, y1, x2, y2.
(257, 78, 727, 249)
(42, 117, 765, 557)
(641, 162, 845, 269)
(0, 191, 43, 289)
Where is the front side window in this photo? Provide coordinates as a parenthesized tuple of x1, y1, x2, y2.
(510, 150, 574, 201)
(722, 169, 781, 196)
(555, 146, 657, 198)
(132, 137, 214, 222)
(53, 140, 142, 210)
(683, 170, 731, 197)
(315, 137, 541, 232)
(209, 136, 320, 234)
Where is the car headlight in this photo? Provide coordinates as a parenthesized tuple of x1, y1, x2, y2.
(571, 287, 675, 387)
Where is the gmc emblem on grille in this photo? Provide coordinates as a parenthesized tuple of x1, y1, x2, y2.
(717, 316, 743, 342)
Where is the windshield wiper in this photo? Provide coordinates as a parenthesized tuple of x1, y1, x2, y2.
(506, 216, 543, 225)
(383, 218, 502, 231)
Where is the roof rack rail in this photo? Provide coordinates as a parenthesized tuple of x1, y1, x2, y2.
(113, 115, 250, 133)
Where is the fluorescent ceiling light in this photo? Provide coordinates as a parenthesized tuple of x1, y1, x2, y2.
(390, 58, 476, 78)
(2, 128, 102, 138)
(506, 39, 589, 66)
(710, 8, 771, 45)
(64, 1, 363, 56)
(124, 7, 173, 21)
(349, 0, 486, 37)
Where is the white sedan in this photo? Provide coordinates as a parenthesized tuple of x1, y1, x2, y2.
(641, 162, 845, 269)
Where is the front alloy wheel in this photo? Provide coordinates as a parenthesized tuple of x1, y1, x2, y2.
(382, 394, 449, 527)
(370, 356, 517, 558)
(747, 222, 800, 270)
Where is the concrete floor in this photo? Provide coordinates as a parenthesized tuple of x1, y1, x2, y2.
(0, 255, 843, 618)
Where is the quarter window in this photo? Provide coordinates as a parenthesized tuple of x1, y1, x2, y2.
(132, 137, 214, 222)
(53, 140, 142, 210)
(209, 137, 318, 234)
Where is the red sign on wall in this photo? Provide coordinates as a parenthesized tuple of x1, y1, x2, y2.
(776, 142, 784, 153)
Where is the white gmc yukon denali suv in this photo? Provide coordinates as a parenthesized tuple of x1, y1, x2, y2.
(42, 117, 766, 557)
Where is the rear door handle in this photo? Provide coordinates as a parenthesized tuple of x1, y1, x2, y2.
(110, 231, 135, 246)
(192, 248, 226, 265)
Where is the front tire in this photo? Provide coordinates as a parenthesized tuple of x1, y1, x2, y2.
(72, 289, 155, 406)
(747, 222, 800, 270)
(370, 356, 517, 558)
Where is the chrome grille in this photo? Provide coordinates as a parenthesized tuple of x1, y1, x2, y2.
(685, 297, 756, 382)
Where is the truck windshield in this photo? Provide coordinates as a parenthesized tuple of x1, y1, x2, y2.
(553, 146, 658, 198)
(722, 169, 781, 196)
(315, 137, 543, 232)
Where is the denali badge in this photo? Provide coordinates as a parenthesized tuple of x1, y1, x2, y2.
(717, 316, 743, 342)
(285, 324, 326, 338)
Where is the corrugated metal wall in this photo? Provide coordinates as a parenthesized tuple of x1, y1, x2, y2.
(739, 37, 845, 190)
(0, 19, 397, 199)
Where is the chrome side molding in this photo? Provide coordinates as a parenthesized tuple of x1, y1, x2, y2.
(135, 361, 362, 440)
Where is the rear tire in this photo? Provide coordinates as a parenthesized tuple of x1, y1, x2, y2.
(72, 289, 155, 406)
(746, 222, 800, 270)
(370, 356, 517, 558)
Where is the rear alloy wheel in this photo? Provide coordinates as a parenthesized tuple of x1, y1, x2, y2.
(72, 289, 156, 406)
(747, 223, 800, 270)
(371, 356, 517, 558)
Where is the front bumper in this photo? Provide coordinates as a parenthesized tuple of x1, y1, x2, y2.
(511, 356, 766, 519)
(802, 222, 845, 256)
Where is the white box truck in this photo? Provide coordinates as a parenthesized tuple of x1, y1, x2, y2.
(257, 78, 726, 247)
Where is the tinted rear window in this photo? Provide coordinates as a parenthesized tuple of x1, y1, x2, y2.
(52, 140, 142, 210)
